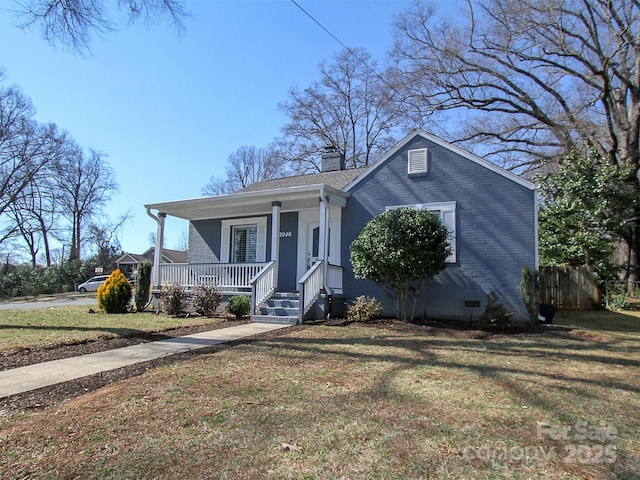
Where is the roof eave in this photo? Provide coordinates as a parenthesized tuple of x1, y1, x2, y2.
(145, 183, 350, 221)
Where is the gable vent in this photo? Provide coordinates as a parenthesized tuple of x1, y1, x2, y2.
(408, 148, 428, 176)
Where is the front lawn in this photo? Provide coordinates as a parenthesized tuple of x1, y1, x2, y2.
(0, 310, 638, 478)
(0, 305, 223, 353)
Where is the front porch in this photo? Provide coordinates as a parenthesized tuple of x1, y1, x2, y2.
(146, 182, 351, 324)
(154, 260, 344, 324)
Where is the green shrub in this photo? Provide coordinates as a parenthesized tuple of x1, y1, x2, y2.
(521, 266, 540, 325)
(227, 295, 250, 319)
(192, 284, 223, 317)
(161, 284, 187, 316)
(480, 291, 514, 330)
(97, 269, 132, 314)
(347, 295, 383, 321)
(134, 261, 152, 311)
(350, 207, 450, 321)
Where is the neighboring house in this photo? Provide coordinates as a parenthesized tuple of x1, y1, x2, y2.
(115, 248, 187, 278)
(145, 130, 538, 325)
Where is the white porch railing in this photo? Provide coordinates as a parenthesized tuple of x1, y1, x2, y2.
(158, 262, 269, 291)
(298, 261, 324, 324)
(250, 261, 277, 314)
(327, 263, 343, 294)
(297, 261, 344, 323)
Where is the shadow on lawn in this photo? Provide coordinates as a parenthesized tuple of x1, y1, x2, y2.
(233, 321, 640, 434)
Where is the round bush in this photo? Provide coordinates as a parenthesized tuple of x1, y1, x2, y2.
(97, 269, 132, 314)
(227, 295, 250, 319)
(346, 295, 383, 321)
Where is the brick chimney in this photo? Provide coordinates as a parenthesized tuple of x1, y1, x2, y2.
(321, 146, 345, 172)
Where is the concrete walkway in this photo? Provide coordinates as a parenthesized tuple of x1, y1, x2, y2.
(0, 322, 289, 399)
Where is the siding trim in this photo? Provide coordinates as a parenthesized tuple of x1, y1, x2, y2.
(220, 217, 267, 262)
(386, 201, 457, 263)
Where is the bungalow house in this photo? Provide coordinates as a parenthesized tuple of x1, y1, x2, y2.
(145, 130, 538, 325)
(115, 248, 187, 279)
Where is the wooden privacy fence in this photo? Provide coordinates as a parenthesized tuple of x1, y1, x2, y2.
(539, 266, 600, 310)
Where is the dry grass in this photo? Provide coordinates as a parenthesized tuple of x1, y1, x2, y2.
(1, 310, 639, 479)
(0, 306, 223, 354)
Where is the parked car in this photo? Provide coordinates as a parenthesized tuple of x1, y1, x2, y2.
(77, 275, 109, 292)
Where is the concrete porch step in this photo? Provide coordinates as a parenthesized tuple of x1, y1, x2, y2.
(251, 314, 298, 325)
(252, 291, 300, 325)
(259, 306, 299, 316)
(264, 298, 300, 308)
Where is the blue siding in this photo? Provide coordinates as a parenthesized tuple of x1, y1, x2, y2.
(278, 212, 298, 291)
(188, 213, 298, 291)
(342, 135, 536, 322)
(188, 220, 221, 264)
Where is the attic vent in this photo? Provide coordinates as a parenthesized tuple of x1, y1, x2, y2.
(408, 148, 428, 176)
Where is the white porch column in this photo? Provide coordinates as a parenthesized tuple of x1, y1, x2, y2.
(271, 201, 281, 287)
(319, 194, 330, 293)
(152, 212, 166, 289)
(318, 197, 327, 261)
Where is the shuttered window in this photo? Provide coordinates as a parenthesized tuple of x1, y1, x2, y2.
(232, 225, 257, 262)
(408, 148, 428, 176)
(220, 217, 267, 263)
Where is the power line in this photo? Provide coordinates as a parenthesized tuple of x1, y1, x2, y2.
(289, 0, 352, 53)
(288, 0, 401, 96)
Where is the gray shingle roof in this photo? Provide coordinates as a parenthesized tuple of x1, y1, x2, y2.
(239, 168, 367, 193)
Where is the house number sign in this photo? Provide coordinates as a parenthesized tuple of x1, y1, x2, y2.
(279, 231, 293, 238)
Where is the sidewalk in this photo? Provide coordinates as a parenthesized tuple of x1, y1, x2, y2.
(0, 322, 289, 399)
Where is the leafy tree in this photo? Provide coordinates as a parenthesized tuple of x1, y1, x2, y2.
(278, 48, 403, 173)
(13, 0, 188, 53)
(202, 145, 286, 195)
(391, 0, 640, 285)
(350, 208, 450, 321)
(537, 151, 636, 284)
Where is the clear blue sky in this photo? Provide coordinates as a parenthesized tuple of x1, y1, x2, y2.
(0, 0, 461, 257)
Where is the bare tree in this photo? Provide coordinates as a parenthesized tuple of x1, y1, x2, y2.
(391, 0, 640, 284)
(52, 145, 117, 260)
(12, 0, 188, 53)
(86, 213, 130, 268)
(202, 145, 287, 195)
(6, 173, 58, 266)
(0, 82, 66, 250)
(278, 48, 404, 173)
(174, 228, 188, 251)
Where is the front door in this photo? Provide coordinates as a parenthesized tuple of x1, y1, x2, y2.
(306, 222, 320, 270)
(296, 209, 341, 283)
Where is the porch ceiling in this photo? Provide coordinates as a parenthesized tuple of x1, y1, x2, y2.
(145, 184, 349, 221)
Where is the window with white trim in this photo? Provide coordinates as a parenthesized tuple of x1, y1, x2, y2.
(220, 217, 267, 263)
(386, 201, 457, 263)
(408, 148, 428, 176)
(232, 225, 257, 262)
